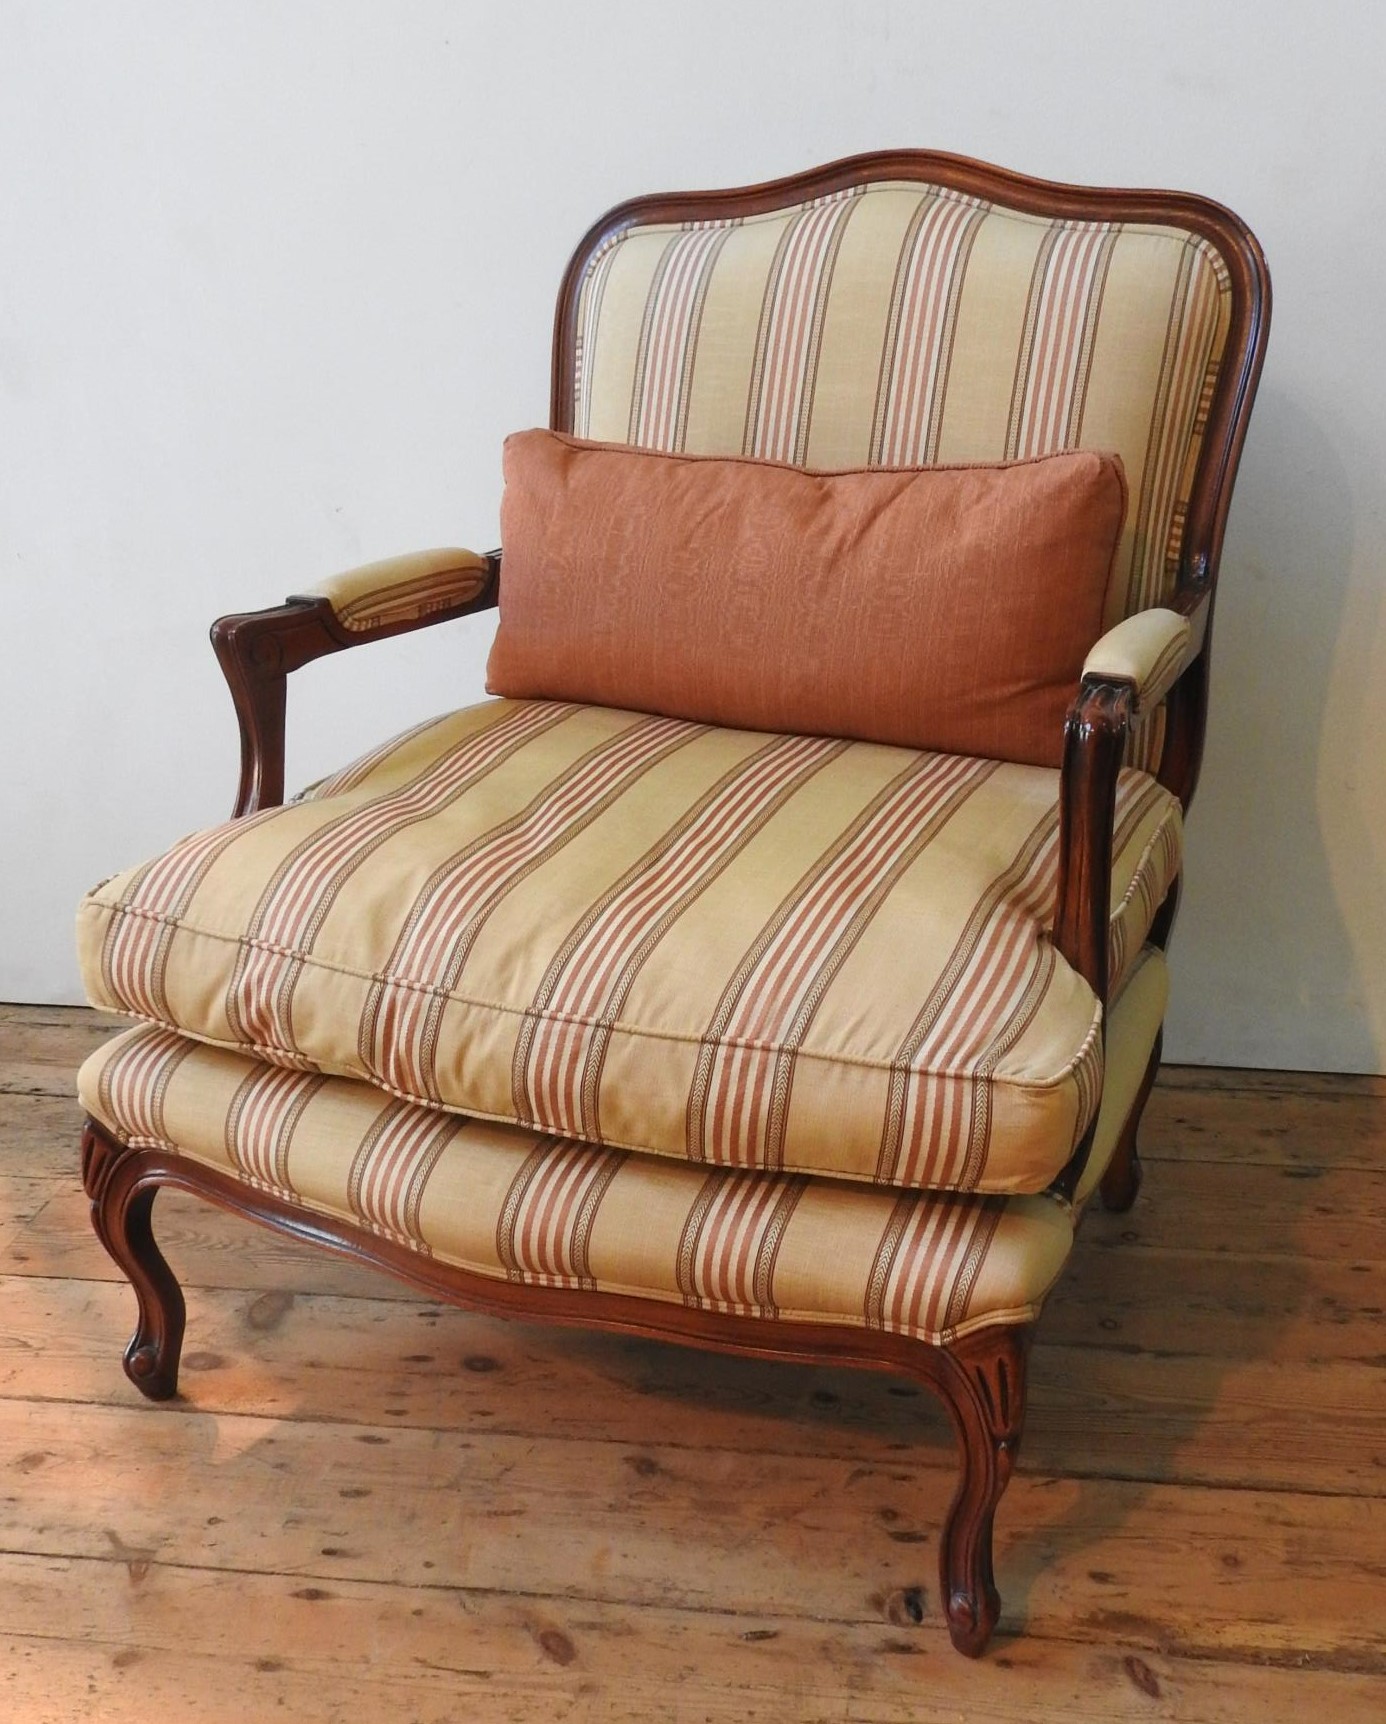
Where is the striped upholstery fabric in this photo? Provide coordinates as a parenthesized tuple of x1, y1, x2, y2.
(572, 184, 1231, 629)
(302, 549, 492, 634)
(570, 183, 1231, 772)
(78, 699, 1182, 1196)
(78, 1022, 1078, 1344)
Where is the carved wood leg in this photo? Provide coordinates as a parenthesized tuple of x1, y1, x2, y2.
(927, 1324, 1031, 1657)
(1100, 1030, 1163, 1214)
(81, 1119, 186, 1400)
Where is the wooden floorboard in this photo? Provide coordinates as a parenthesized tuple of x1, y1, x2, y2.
(2, 1005, 1384, 1720)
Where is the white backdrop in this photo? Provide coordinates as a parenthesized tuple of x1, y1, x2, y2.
(3, 1, 1384, 1072)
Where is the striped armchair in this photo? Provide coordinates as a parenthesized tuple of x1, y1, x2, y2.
(75, 152, 1269, 1657)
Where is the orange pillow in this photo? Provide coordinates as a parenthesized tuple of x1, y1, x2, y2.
(487, 431, 1127, 769)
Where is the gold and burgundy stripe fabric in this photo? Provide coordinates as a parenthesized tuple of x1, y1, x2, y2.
(569, 183, 1231, 631)
(511, 729, 845, 1141)
(358, 710, 700, 1107)
(871, 192, 989, 466)
(300, 548, 492, 634)
(79, 1023, 1077, 1345)
(743, 191, 863, 464)
(682, 749, 995, 1175)
(77, 698, 1183, 1196)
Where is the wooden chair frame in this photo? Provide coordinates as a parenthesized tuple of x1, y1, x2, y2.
(80, 151, 1270, 1656)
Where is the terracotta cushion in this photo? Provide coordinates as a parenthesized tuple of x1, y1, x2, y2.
(488, 431, 1126, 769)
(77, 699, 1182, 1196)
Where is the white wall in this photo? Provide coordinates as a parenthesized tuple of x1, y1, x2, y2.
(3, 1, 1384, 1072)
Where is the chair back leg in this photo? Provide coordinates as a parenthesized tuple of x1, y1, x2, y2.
(1101, 1030, 1163, 1213)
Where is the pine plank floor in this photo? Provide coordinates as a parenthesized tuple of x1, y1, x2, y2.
(1, 1002, 1384, 1722)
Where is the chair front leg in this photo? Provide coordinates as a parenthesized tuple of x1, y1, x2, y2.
(1100, 1030, 1163, 1213)
(924, 1323, 1032, 1656)
(81, 1120, 186, 1400)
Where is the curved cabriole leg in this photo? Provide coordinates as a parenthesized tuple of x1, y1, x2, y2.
(81, 1119, 186, 1400)
(1100, 1030, 1163, 1214)
(928, 1324, 1031, 1657)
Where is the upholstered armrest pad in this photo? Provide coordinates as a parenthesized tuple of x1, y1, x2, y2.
(1082, 607, 1193, 712)
(297, 548, 491, 633)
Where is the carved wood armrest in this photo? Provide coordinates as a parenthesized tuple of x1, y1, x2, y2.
(1055, 584, 1211, 994)
(211, 550, 500, 818)
(1048, 676, 1136, 1202)
(1053, 678, 1135, 1006)
(1081, 593, 1208, 714)
(1047, 581, 1208, 1201)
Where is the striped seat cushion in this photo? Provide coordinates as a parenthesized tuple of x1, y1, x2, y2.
(77, 699, 1181, 1196)
(79, 1023, 1077, 1345)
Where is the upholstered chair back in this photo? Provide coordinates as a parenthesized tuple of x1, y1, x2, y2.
(554, 168, 1245, 639)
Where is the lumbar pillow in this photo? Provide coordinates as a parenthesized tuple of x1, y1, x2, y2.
(487, 430, 1127, 769)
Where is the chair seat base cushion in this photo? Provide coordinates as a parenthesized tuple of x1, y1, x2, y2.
(77, 699, 1181, 1195)
(79, 1023, 1077, 1347)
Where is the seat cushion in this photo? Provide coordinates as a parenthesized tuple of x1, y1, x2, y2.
(79, 1023, 1075, 1346)
(77, 699, 1181, 1195)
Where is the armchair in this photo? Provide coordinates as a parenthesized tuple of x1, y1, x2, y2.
(75, 151, 1269, 1657)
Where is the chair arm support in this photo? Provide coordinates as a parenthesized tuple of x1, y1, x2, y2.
(1052, 678, 1136, 1007)
(1081, 592, 1210, 715)
(211, 549, 500, 818)
(1048, 677, 1136, 1203)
